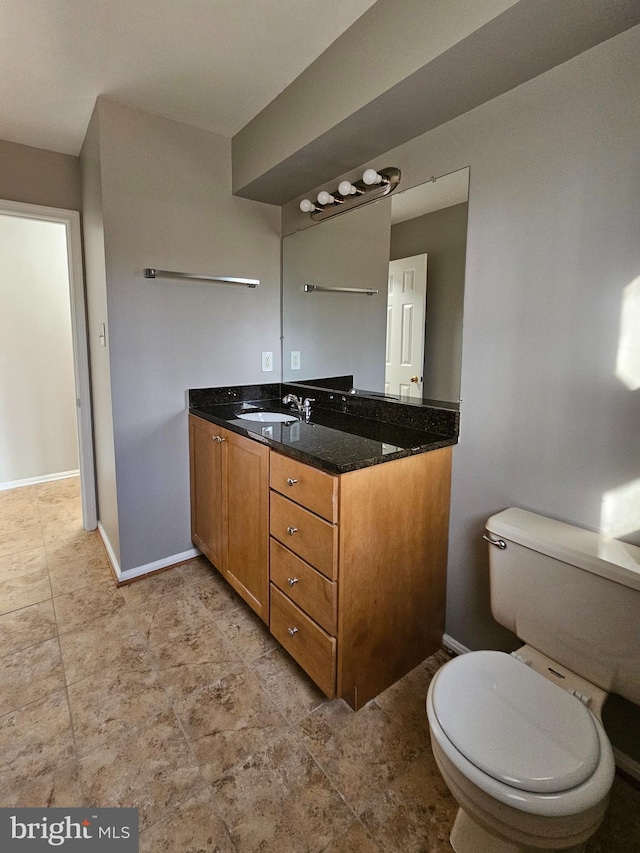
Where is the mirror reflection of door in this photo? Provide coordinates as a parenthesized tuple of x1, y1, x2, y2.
(385, 254, 427, 398)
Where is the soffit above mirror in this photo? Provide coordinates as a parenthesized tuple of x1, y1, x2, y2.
(232, 0, 640, 204)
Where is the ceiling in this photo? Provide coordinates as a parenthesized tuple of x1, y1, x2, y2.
(0, 0, 377, 156)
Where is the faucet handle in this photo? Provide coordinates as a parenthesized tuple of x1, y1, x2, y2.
(302, 397, 315, 421)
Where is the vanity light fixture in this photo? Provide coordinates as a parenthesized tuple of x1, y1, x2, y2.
(299, 166, 401, 222)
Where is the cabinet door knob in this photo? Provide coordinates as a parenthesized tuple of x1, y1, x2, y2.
(286, 477, 298, 486)
(212, 435, 226, 442)
(286, 526, 298, 535)
(287, 577, 298, 586)
(287, 627, 298, 636)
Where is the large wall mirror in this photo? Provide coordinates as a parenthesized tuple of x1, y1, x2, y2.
(282, 166, 469, 405)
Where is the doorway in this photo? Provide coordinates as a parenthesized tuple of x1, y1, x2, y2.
(0, 199, 96, 529)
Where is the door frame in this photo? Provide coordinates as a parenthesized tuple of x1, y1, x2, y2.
(0, 198, 97, 529)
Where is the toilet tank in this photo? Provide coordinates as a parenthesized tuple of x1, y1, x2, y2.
(486, 508, 640, 706)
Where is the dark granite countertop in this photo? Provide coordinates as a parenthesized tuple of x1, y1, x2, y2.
(189, 396, 457, 475)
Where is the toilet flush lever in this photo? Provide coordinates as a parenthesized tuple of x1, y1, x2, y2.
(483, 533, 507, 549)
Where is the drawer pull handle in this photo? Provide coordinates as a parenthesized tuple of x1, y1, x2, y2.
(212, 435, 226, 442)
(288, 627, 298, 636)
(287, 577, 299, 586)
(286, 477, 298, 486)
(287, 526, 298, 535)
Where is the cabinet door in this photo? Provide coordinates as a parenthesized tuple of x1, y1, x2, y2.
(189, 414, 227, 575)
(224, 427, 270, 623)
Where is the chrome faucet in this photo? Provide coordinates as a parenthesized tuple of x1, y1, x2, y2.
(282, 393, 315, 422)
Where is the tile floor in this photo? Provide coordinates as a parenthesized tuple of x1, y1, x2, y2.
(1, 477, 639, 852)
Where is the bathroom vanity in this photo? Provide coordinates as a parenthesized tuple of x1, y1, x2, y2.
(188, 382, 458, 710)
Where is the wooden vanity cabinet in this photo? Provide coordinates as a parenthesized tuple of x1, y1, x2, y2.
(190, 412, 452, 707)
(269, 445, 452, 711)
(188, 414, 269, 622)
(336, 448, 451, 709)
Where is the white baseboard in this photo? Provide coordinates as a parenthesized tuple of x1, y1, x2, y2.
(442, 634, 472, 656)
(97, 522, 121, 577)
(117, 548, 201, 583)
(97, 523, 200, 583)
(0, 469, 79, 492)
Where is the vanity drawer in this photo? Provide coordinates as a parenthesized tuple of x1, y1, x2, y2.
(270, 452, 338, 523)
(270, 538, 337, 635)
(270, 491, 338, 580)
(270, 585, 336, 698)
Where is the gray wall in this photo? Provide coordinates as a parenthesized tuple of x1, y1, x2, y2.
(80, 107, 120, 561)
(282, 201, 390, 388)
(281, 25, 640, 655)
(84, 99, 281, 573)
(0, 138, 81, 211)
(390, 202, 468, 402)
(406, 26, 640, 651)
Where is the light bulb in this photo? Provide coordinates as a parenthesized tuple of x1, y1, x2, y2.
(317, 190, 335, 206)
(338, 180, 357, 196)
(362, 168, 384, 186)
(299, 198, 315, 213)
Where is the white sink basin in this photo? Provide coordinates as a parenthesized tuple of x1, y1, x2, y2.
(236, 411, 296, 423)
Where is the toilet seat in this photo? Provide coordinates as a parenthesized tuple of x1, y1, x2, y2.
(427, 651, 616, 818)
(432, 650, 600, 792)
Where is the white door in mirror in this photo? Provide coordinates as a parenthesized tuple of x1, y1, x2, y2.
(386, 254, 427, 398)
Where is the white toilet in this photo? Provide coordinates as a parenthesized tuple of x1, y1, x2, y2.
(426, 507, 640, 853)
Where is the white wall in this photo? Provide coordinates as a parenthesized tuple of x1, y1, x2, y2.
(84, 99, 281, 574)
(0, 214, 78, 484)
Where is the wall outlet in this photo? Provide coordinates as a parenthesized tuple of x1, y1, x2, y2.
(261, 351, 273, 372)
(290, 351, 301, 370)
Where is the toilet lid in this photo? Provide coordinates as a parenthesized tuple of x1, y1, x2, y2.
(432, 651, 600, 793)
